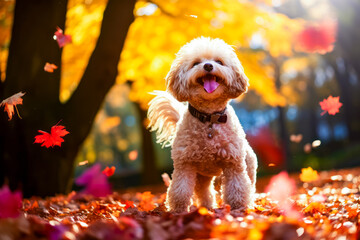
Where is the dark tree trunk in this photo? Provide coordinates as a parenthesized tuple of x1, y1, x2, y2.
(0, 0, 136, 197)
(330, 59, 360, 141)
(134, 102, 160, 185)
(273, 58, 291, 171)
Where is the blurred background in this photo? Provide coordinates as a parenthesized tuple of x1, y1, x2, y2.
(0, 0, 359, 197)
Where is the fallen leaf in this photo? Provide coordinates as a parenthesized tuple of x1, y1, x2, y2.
(0, 92, 25, 120)
(136, 191, 156, 211)
(102, 166, 116, 177)
(303, 202, 326, 214)
(75, 163, 112, 198)
(53, 27, 72, 48)
(34, 123, 69, 148)
(319, 95, 342, 116)
(300, 167, 319, 182)
(0, 185, 22, 218)
(44, 62, 58, 73)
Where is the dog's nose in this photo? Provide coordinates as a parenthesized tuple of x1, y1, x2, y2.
(203, 63, 213, 72)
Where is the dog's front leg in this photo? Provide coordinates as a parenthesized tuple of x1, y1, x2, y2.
(166, 166, 196, 213)
(222, 164, 253, 210)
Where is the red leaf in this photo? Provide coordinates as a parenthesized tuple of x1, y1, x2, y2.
(34, 123, 69, 148)
(319, 95, 342, 116)
(0, 92, 25, 120)
(298, 20, 337, 54)
(44, 62, 58, 73)
(102, 166, 116, 177)
(0, 184, 22, 218)
(53, 27, 72, 48)
(75, 163, 112, 197)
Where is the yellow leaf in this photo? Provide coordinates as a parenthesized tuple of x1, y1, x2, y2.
(300, 167, 319, 182)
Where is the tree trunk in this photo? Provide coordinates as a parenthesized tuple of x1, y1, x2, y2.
(0, 0, 136, 197)
(134, 102, 160, 185)
(273, 58, 291, 171)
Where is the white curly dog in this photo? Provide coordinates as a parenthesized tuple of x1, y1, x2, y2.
(148, 37, 257, 213)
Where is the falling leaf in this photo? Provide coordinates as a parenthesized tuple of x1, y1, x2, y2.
(297, 20, 337, 54)
(102, 166, 116, 177)
(319, 95, 342, 116)
(53, 27, 72, 48)
(0, 92, 25, 121)
(0, 185, 22, 218)
(128, 150, 138, 161)
(75, 163, 112, 198)
(78, 160, 89, 166)
(161, 173, 171, 187)
(300, 167, 319, 183)
(303, 143, 312, 153)
(290, 134, 302, 143)
(44, 62, 58, 73)
(34, 123, 69, 148)
(265, 172, 301, 219)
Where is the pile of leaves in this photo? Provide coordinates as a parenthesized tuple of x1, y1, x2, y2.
(0, 167, 359, 240)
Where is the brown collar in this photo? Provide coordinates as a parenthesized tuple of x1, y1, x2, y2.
(188, 104, 227, 124)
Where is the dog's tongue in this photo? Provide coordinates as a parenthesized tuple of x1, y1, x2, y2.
(203, 75, 219, 93)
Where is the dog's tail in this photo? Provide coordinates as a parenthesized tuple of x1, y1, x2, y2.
(147, 91, 185, 147)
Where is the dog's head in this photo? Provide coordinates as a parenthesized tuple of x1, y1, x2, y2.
(166, 37, 249, 103)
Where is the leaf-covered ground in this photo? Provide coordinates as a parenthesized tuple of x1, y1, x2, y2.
(1, 168, 359, 240)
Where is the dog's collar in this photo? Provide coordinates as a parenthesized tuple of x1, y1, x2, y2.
(188, 104, 227, 124)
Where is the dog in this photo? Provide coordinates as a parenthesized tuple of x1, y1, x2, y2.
(148, 37, 257, 213)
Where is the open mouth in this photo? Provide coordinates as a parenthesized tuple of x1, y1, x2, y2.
(197, 74, 221, 93)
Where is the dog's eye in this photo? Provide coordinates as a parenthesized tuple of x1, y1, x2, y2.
(215, 60, 223, 66)
(192, 62, 200, 68)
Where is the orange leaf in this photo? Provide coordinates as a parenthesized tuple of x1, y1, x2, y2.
(300, 167, 319, 182)
(319, 95, 342, 116)
(34, 123, 69, 148)
(136, 191, 156, 211)
(0, 92, 25, 120)
(44, 62, 58, 73)
(102, 166, 116, 177)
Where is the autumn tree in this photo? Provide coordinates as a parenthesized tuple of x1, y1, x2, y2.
(0, 0, 136, 197)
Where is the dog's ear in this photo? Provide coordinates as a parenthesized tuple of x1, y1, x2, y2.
(229, 62, 249, 98)
(166, 60, 189, 102)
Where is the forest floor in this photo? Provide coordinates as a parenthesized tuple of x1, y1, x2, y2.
(1, 167, 359, 239)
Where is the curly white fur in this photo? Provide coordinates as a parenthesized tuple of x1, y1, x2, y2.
(148, 37, 257, 213)
(147, 91, 185, 147)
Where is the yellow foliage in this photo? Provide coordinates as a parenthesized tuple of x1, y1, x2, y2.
(0, 0, 14, 82)
(61, 0, 107, 102)
(116, 0, 304, 108)
(41, 0, 304, 107)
